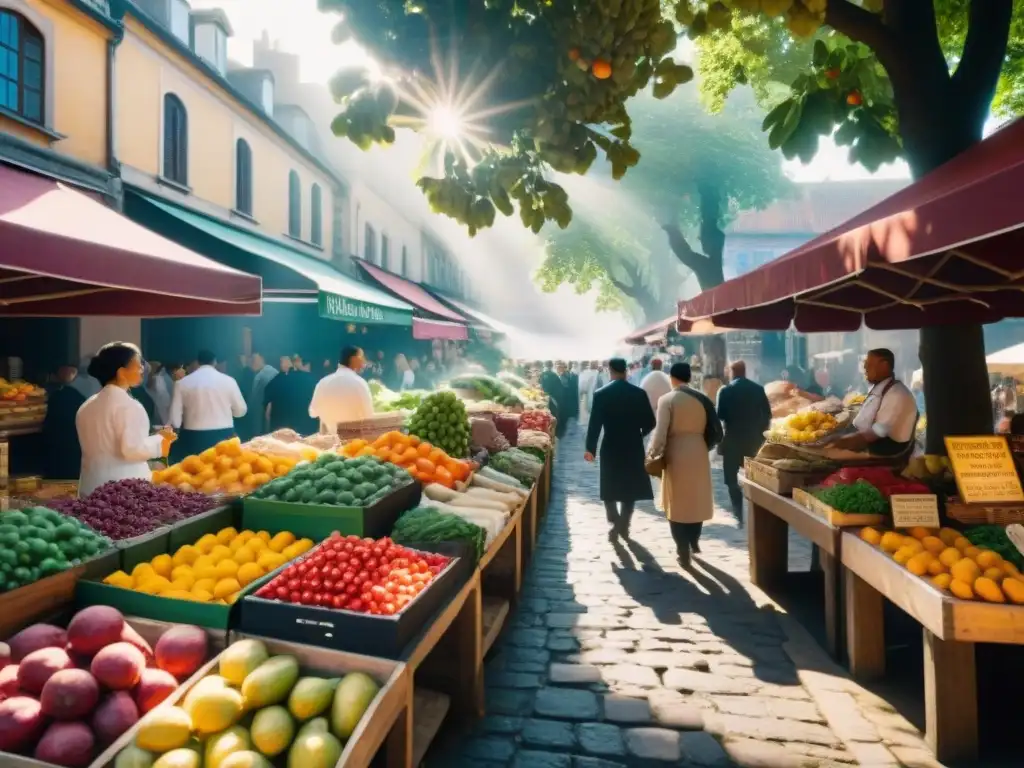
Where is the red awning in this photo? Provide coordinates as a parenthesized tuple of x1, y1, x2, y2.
(412, 318, 469, 341)
(0, 165, 261, 316)
(624, 315, 676, 345)
(679, 119, 1024, 333)
(356, 260, 469, 324)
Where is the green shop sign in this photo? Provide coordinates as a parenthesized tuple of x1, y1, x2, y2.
(318, 292, 412, 326)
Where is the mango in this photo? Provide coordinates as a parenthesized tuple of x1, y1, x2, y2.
(297, 717, 329, 738)
(153, 749, 201, 768)
(183, 675, 229, 715)
(286, 730, 342, 768)
(287, 677, 339, 721)
(189, 685, 244, 734)
(331, 672, 380, 739)
(115, 746, 156, 768)
(241, 656, 299, 710)
(220, 752, 272, 768)
(205, 725, 251, 768)
(135, 706, 192, 752)
(219, 639, 269, 686)
(251, 705, 295, 758)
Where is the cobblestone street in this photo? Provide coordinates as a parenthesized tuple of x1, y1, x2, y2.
(433, 422, 942, 768)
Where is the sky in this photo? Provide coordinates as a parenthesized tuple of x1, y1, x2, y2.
(195, 0, 935, 342)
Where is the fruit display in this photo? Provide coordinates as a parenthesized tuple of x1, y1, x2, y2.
(116, 637, 381, 767)
(406, 391, 470, 458)
(0, 607, 211, 766)
(101, 528, 313, 605)
(902, 454, 954, 483)
(391, 507, 487, 563)
(489, 449, 544, 487)
(519, 409, 552, 435)
(448, 375, 524, 408)
(249, 454, 415, 506)
(0, 507, 111, 594)
(252, 533, 451, 616)
(152, 438, 303, 495)
(0, 378, 45, 402)
(819, 467, 930, 498)
(860, 525, 1024, 604)
(47, 481, 219, 541)
(769, 409, 841, 443)
(339, 431, 472, 488)
(964, 525, 1024, 570)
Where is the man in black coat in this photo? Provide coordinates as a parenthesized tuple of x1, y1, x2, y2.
(585, 358, 656, 538)
(716, 360, 772, 524)
(540, 361, 567, 438)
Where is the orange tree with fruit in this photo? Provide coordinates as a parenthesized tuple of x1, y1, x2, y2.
(322, 0, 1021, 451)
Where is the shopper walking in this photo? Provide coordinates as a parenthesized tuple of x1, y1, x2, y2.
(168, 350, 247, 463)
(640, 358, 673, 415)
(648, 362, 723, 567)
(309, 345, 374, 435)
(76, 343, 176, 496)
(540, 361, 567, 438)
(585, 358, 656, 539)
(716, 360, 772, 525)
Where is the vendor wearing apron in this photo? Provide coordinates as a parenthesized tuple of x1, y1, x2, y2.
(168, 350, 247, 463)
(830, 348, 918, 457)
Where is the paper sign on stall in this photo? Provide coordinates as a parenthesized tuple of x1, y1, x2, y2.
(944, 435, 1024, 504)
(890, 494, 940, 528)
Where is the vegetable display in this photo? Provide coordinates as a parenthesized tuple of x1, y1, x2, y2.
(406, 391, 470, 459)
(1, 607, 211, 766)
(48, 481, 219, 541)
(338, 431, 471, 488)
(813, 480, 888, 515)
(493, 414, 520, 447)
(519, 410, 552, 434)
(861, 525, 1024, 604)
(965, 525, 1024, 570)
(392, 507, 487, 563)
(496, 372, 529, 390)
(252, 533, 451, 616)
(250, 454, 413, 507)
(0, 508, 111, 594)
(517, 430, 551, 462)
(152, 437, 306, 495)
(470, 418, 511, 454)
(116, 637, 381, 767)
(820, 467, 929, 498)
(101, 527, 312, 605)
(448, 375, 524, 408)
(489, 449, 544, 487)
(370, 384, 426, 413)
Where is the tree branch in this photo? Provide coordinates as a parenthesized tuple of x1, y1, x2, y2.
(608, 275, 641, 302)
(953, 0, 1014, 119)
(825, 0, 896, 64)
(662, 223, 705, 271)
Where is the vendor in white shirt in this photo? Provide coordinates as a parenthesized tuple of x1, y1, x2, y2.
(309, 345, 374, 435)
(168, 349, 247, 462)
(76, 342, 176, 497)
(830, 348, 918, 457)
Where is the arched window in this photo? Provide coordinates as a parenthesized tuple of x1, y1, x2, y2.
(401, 246, 408, 277)
(0, 10, 45, 123)
(364, 224, 377, 264)
(162, 93, 188, 185)
(310, 183, 322, 246)
(288, 170, 301, 238)
(235, 139, 253, 215)
(381, 235, 390, 271)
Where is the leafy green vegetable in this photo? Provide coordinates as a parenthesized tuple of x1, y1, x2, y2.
(813, 480, 888, 515)
(966, 526, 1024, 570)
(392, 507, 486, 563)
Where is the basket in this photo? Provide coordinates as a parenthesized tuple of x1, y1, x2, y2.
(792, 487, 888, 527)
(743, 458, 832, 496)
(944, 499, 1024, 525)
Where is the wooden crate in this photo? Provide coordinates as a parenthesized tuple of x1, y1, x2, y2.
(743, 458, 831, 495)
(945, 499, 1024, 525)
(793, 487, 887, 527)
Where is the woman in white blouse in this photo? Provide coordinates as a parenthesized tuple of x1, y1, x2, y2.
(76, 342, 176, 497)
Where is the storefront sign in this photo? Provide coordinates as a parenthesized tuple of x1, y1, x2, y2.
(318, 292, 412, 326)
(890, 494, 940, 528)
(944, 435, 1024, 504)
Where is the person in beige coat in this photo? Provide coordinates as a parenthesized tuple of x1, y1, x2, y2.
(647, 362, 723, 566)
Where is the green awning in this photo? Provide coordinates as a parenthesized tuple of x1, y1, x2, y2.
(135, 195, 414, 326)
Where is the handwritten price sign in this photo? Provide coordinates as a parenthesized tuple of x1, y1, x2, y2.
(944, 435, 1024, 504)
(890, 495, 940, 528)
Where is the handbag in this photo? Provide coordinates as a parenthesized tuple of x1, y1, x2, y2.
(645, 452, 665, 477)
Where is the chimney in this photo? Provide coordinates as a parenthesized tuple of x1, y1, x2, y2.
(190, 8, 233, 76)
(226, 68, 275, 117)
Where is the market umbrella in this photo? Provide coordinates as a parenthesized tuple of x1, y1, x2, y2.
(625, 315, 730, 344)
(677, 118, 1024, 333)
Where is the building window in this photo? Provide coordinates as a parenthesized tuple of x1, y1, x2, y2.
(310, 183, 322, 247)
(162, 93, 188, 185)
(234, 139, 252, 215)
(331, 200, 343, 260)
(0, 11, 44, 124)
(381, 235, 390, 271)
(364, 224, 377, 264)
(288, 170, 301, 238)
(401, 246, 408, 277)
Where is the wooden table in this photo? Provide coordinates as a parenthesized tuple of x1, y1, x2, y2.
(840, 533, 1024, 763)
(521, 487, 539, 564)
(743, 479, 843, 658)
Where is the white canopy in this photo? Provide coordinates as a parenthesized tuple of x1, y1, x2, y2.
(913, 342, 1024, 383)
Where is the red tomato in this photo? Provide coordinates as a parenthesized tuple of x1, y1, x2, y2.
(344, 583, 358, 595)
(323, 579, 335, 591)
(290, 590, 302, 602)
(382, 603, 396, 615)
(332, 595, 347, 609)
(348, 598, 364, 611)
(275, 586, 288, 599)
(347, 535, 360, 542)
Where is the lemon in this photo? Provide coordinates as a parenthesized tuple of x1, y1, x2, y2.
(228, 537, 247, 553)
(171, 565, 194, 582)
(921, 536, 945, 555)
(931, 573, 952, 591)
(257, 552, 286, 571)
(257, 530, 272, 543)
(233, 547, 256, 566)
(132, 563, 156, 582)
(938, 527, 961, 546)
(974, 577, 1005, 603)
(169, 576, 196, 592)
(237, 562, 264, 587)
(196, 534, 219, 554)
(191, 589, 213, 603)
(908, 526, 933, 541)
(213, 578, 241, 599)
(949, 578, 974, 600)
(893, 547, 916, 565)
(1002, 577, 1024, 605)
(281, 543, 302, 560)
(136, 580, 167, 595)
(950, 558, 981, 584)
(900, 539, 924, 555)
(926, 558, 948, 576)
(193, 578, 216, 594)
(963, 546, 982, 560)
(938, 547, 962, 567)
(236, 531, 255, 546)
(293, 538, 314, 554)
(151, 554, 173, 578)
(163, 590, 193, 600)
(217, 527, 239, 545)
(104, 570, 134, 588)
(953, 536, 972, 552)
(193, 561, 218, 581)
(859, 527, 883, 545)
(983, 567, 1004, 582)
(269, 532, 295, 553)
(209, 545, 232, 564)
(879, 532, 904, 553)
(215, 559, 239, 579)
(906, 552, 933, 576)
(246, 538, 267, 554)
(172, 545, 200, 567)
(975, 550, 1002, 569)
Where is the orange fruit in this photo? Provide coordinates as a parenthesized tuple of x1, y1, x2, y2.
(592, 59, 612, 79)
